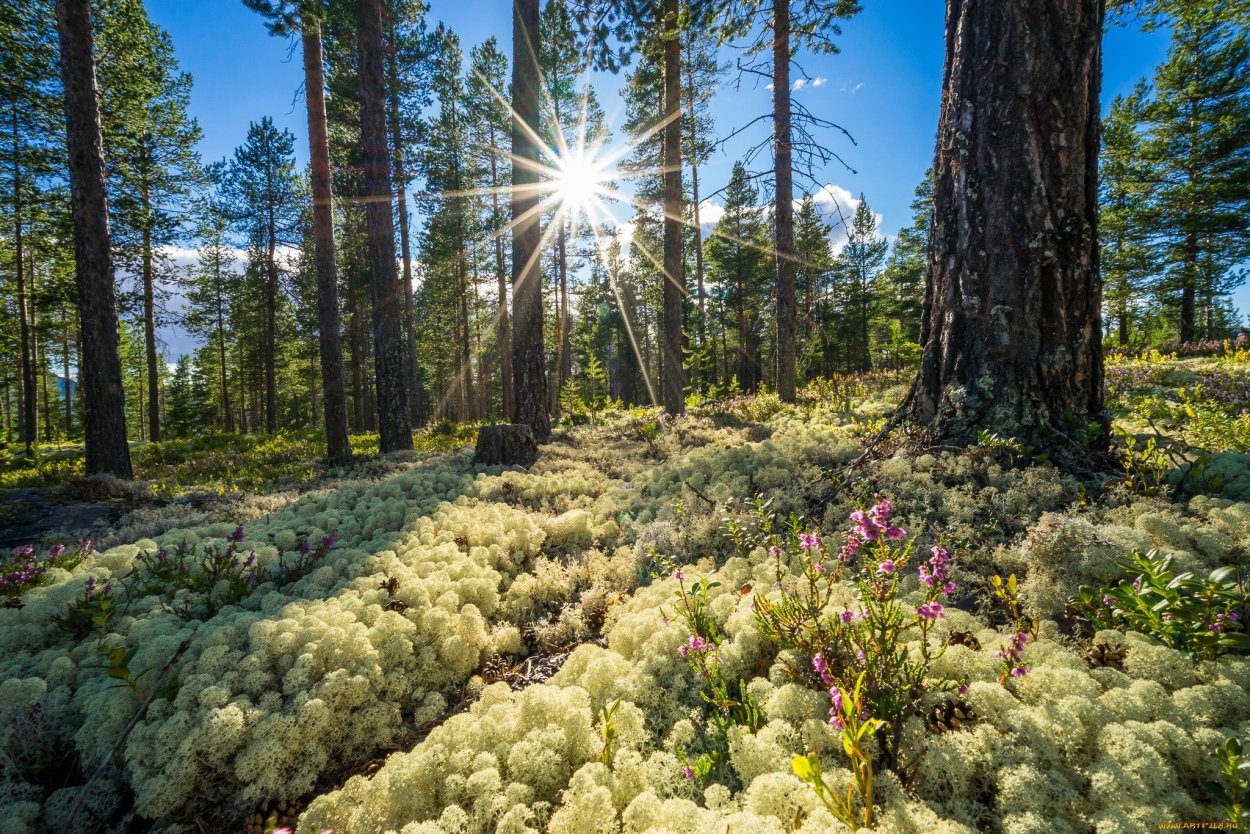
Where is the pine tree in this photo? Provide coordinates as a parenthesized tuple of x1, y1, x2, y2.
(513, 0, 550, 439)
(792, 195, 833, 382)
(833, 195, 887, 371)
(706, 161, 770, 391)
(877, 172, 930, 352)
(56, 0, 132, 477)
(222, 117, 302, 435)
(718, 0, 861, 402)
(96, 0, 202, 444)
(466, 37, 513, 418)
(356, 0, 412, 451)
(1138, 1, 1250, 342)
(1100, 90, 1156, 346)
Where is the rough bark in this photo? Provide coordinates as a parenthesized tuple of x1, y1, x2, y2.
(511, 0, 550, 439)
(660, 0, 686, 415)
(357, 0, 412, 451)
(56, 0, 132, 478)
(302, 16, 352, 466)
(772, 0, 796, 403)
(904, 0, 1107, 454)
(62, 306, 72, 437)
(264, 203, 278, 434)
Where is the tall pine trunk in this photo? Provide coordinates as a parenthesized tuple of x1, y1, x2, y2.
(904, 0, 1106, 454)
(62, 305, 72, 437)
(660, 0, 686, 414)
(511, 0, 550, 439)
(11, 105, 35, 450)
(56, 0, 131, 478)
(357, 0, 411, 451)
(140, 157, 161, 442)
(684, 39, 708, 386)
(387, 39, 422, 426)
(492, 154, 514, 418)
(772, 1, 797, 403)
(301, 16, 352, 466)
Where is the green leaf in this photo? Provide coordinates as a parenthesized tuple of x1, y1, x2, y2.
(1218, 633, 1250, 651)
(791, 755, 815, 782)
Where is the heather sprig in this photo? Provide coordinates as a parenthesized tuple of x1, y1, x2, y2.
(1, 540, 94, 601)
(752, 495, 961, 771)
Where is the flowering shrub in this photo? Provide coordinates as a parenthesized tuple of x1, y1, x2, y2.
(752, 496, 960, 771)
(987, 573, 1038, 683)
(0, 541, 93, 602)
(667, 570, 763, 782)
(1074, 549, 1250, 659)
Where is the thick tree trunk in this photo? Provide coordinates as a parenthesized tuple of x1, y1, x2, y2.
(904, 0, 1107, 454)
(357, 0, 411, 451)
(772, 1, 797, 403)
(511, 0, 550, 439)
(302, 17, 352, 466)
(660, 0, 686, 415)
(56, 0, 131, 478)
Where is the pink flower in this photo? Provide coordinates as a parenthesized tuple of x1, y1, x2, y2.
(885, 526, 907, 541)
(673, 569, 685, 582)
(877, 560, 895, 575)
(768, 545, 783, 558)
(683, 766, 695, 779)
(957, 683, 969, 696)
(839, 609, 860, 623)
(916, 602, 944, 620)
(799, 532, 822, 550)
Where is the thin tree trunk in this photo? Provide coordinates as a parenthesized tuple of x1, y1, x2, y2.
(511, 0, 550, 439)
(773, 0, 797, 403)
(12, 104, 35, 450)
(491, 152, 514, 418)
(140, 152, 161, 442)
(302, 16, 352, 465)
(660, 0, 686, 414)
(388, 38, 422, 427)
(216, 281, 232, 432)
(1180, 232, 1197, 344)
(56, 0, 131, 477)
(904, 0, 1106, 455)
(62, 305, 72, 437)
(558, 219, 571, 408)
(357, 0, 411, 451)
(685, 37, 708, 386)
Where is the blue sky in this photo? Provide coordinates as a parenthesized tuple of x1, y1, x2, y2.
(144, 1, 1247, 355)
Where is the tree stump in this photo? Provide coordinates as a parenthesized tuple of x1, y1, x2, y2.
(474, 424, 539, 466)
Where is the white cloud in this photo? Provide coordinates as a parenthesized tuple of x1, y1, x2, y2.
(812, 77, 828, 88)
(792, 79, 807, 91)
(808, 183, 884, 254)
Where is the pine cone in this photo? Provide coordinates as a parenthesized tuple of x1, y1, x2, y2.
(947, 630, 981, 651)
(1081, 641, 1127, 670)
(925, 698, 977, 735)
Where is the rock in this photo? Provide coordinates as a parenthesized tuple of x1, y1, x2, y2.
(473, 424, 539, 466)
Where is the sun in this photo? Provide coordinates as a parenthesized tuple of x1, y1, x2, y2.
(552, 149, 611, 217)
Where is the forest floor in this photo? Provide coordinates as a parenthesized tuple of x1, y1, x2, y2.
(2, 351, 1250, 834)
